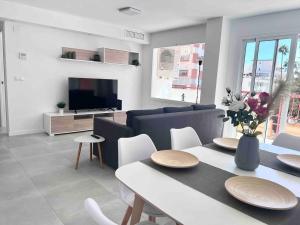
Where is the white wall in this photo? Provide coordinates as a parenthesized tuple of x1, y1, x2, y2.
(213, 17, 231, 108)
(3, 21, 143, 135)
(0, 0, 149, 44)
(200, 17, 232, 106)
(0, 31, 6, 128)
(141, 24, 207, 108)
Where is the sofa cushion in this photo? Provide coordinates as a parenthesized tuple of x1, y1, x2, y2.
(192, 104, 216, 110)
(164, 106, 193, 113)
(126, 108, 164, 127)
(132, 109, 225, 149)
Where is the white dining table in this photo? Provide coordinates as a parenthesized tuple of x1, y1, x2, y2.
(115, 144, 300, 225)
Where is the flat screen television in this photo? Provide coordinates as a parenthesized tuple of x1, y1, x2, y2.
(68, 78, 118, 111)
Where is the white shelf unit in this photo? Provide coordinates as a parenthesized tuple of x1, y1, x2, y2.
(59, 47, 140, 66)
(44, 110, 126, 136)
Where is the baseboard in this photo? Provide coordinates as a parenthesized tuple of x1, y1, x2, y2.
(8, 129, 45, 136)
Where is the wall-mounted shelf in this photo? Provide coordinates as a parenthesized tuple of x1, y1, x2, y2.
(58, 58, 103, 64)
(60, 47, 140, 66)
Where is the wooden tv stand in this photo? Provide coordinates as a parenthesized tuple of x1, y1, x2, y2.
(44, 110, 126, 136)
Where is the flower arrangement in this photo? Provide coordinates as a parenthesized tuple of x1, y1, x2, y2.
(222, 88, 271, 137)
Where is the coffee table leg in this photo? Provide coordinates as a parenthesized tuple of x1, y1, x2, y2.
(89, 143, 93, 161)
(75, 143, 83, 170)
(97, 143, 103, 168)
(130, 194, 144, 225)
(121, 206, 132, 225)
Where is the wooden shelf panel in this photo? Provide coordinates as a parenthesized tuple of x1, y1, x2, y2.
(74, 118, 93, 131)
(51, 116, 74, 133)
(113, 112, 127, 125)
(103, 48, 129, 65)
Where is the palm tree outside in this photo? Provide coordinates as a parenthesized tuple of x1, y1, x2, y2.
(278, 45, 289, 80)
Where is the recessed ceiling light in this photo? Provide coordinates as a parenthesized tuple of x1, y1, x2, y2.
(118, 7, 141, 16)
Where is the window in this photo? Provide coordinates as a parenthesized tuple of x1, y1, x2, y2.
(239, 36, 300, 142)
(241, 41, 256, 93)
(151, 43, 205, 103)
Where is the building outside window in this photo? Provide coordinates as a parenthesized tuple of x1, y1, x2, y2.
(151, 43, 205, 103)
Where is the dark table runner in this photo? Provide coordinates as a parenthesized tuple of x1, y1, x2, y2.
(205, 143, 300, 177)
(142, 159, 300, 225)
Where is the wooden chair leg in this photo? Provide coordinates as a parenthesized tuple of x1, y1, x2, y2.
(130, 194, 144, 225)
(75, 143, 83, 170)
(121, 206, 132, 225)
(149, 216, 156, 222)
(97, 143, 104, 168)
(89, 143, 93, 161)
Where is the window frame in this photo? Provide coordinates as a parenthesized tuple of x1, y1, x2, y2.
(237, 34, 299, 142)
(238, 35, 298, 94)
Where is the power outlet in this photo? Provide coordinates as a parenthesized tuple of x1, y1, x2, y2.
(19, 52, 27, 60)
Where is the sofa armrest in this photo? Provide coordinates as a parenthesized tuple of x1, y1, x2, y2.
(93, 118, 133, 169)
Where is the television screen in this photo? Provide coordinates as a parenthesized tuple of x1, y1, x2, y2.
(68, 78, 118, 110)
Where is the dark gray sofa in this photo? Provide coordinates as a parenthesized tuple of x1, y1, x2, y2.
(94, 106, 225, 169)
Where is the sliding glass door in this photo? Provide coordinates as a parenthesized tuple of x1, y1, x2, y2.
(240, 35, 298, 142)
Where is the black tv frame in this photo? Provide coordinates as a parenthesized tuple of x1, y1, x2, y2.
(68, 77, 118, 112)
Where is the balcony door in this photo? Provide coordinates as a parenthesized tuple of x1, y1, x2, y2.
(239, 35, 298, 142)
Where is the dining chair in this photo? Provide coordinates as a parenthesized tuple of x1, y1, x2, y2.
(272, 133, 300, 151)
(118, 134, 165, 224)
(84, 198, 157, 225)
(170, 127, 202, 150)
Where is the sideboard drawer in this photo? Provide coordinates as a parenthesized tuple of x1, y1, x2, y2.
(51, 116, 74, 133)
(74, 118, 93, 131)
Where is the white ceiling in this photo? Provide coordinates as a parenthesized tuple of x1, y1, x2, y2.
(7, 0, 300, 32)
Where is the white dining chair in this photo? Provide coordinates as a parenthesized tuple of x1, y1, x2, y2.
(170, 127, 202, 150)
(273, 133, 300, 151)
(118, 134, 165, 224)
(84, 198, 157, 225)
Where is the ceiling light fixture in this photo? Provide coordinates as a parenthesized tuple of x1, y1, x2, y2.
(118, 7, 141, 16)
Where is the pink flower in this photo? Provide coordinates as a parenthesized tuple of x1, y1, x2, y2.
(247, 98, 258, 110)
(255, 106, 269, 120)
(259, 92, 270, 105)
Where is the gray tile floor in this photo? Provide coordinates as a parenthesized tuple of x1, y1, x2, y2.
(0, 132, 173, 225)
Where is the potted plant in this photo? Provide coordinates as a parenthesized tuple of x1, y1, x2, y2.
(131, 59, 140, 66)
(57, 102, 66, 115)
(221, 84, 285, 171)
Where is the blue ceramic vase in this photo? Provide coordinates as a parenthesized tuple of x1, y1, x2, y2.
(235, 135, 260, 171)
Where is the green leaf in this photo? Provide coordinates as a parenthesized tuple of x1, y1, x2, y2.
(249, 121, 257, 129)
(253, 131, 262, 136)
(227, 110, 237, 116)
(233, 121, 239, 126)
(244, 114, 253, 123)
(242, 110, 249, 116)
(223, 117, 230, 122)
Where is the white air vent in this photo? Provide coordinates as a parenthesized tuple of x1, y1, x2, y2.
(125, 30, 145, 40)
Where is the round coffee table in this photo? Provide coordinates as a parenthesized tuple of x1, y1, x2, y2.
(74, 135, 105, 169)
